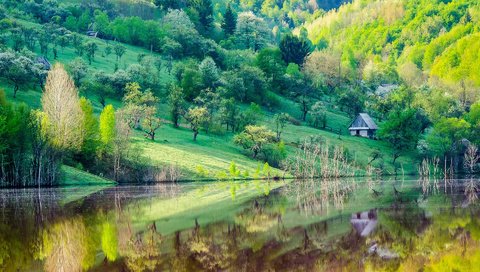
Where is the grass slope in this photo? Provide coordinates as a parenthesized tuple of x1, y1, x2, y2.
(2, 18, 419, 181)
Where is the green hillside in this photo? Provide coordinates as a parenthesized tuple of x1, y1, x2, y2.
(4, 0, 479, 186)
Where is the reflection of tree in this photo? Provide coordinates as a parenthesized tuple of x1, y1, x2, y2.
(283, 178, 355, 216)
(123, 223, 162, 272)
(34, 217, 91, 272)
(464, 178, 479, 205)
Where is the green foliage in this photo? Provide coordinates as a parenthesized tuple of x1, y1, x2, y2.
(99, 105, 116, 149)
(185, 106, 210, 141)
(426, 117, 470, 157)
(234, 125, 276, 159)
(222, 4, 237, 36)
(79, 97, 99, 162)
(101, 222, 118, 262)
(235, 12, 271, 51)
(168, 84, 186, 128)
(379, 108, 423, 165)
(279, 34, 311, 66)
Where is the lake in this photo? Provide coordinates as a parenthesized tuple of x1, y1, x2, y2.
(0, 178, 479, 271)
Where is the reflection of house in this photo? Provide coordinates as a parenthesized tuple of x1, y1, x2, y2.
(349, 113, 378, 139)
(351, 210, 377, 237)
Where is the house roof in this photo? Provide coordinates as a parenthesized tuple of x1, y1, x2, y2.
(349, 113, 378, 130)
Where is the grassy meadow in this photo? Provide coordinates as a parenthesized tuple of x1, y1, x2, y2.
(0, 20, 419, 182)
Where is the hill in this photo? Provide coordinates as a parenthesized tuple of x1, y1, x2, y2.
(0, 0, 446, 187)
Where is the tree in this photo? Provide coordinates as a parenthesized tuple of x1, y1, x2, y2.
(0, 51, 38, 98)
(41, 63, 84, 151)
(279, 34, 311, 66)
(79, 97, 99, 162)
(85, 41, 98, 65)
(185, 106, 209, 141)
(379, 109, 423, 168)
(104, 46, 112, 58)
(219, 98, 240, 132)
(222, 4, 237, 36)
(426, 117, 470, 158)
(168, 84, 185, 128)
(199, 57, 219, 89)
(122, 83, 159, 131)
(310, 101, 327, 129)
(114, 44, 126, 62)
(256, 48, 286, 92)
(234, 125, 276, 158)
(235, 12, 270, 51)
(224, 65, 267, 104)
(142, 106, 161, 141)
(303, 50, 342, 91)
(190, 0, 214, 34)
(139, 90, 161, 141)
(273, 113, 290, 141)
(67, 58, 88, 86)
(99, 105, 116, 150)
(284, 65, 315, 121)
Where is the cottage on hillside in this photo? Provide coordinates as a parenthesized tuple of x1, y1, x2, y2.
(349, 113, 378, 139)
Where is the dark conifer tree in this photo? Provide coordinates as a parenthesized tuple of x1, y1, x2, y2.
(279, 34, 312, 66)
(222, 4, 237, 36)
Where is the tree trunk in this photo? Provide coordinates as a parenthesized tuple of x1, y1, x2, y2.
(13, 84, 19, 98)
(193, 130, 198, 141)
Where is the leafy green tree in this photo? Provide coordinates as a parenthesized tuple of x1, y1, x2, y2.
(379, 109, 423, 167)
(104, 45, 112, 58)
(255, 47, 286, 92)
(79, 97, 99, 163)
(222, 4, 237, 36)
(199, 57, 219, 89)
(426, 117, 470, 158)
(0, 50, 38, 98)
(310, 101, 327, 129)
(279, 34, 311, 66)
(185, 106, 209, 141)
(85, 41, 98, 65)
(122, 82, 159, 130)
(273, 113, 290, 141)
(219, 98, 240, 132)
(235, 11, 270, 51)
(67, 58, 88, 86)
(168, 84, 186, 128)
(114, 44, 126, 62)
(234, 125, 276, 158)
(94, 10, 111, 38)
(224, 65, 267, 104)
(99, 105, 116, 149)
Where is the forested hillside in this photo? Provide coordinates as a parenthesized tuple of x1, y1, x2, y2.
(0, 0, 478, 187)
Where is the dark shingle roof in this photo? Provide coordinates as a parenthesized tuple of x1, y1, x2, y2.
(349, 113, 378, 130)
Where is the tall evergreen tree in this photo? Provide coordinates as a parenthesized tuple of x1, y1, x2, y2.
(279, 34, 312, 66)
(222, 4, 237, 36)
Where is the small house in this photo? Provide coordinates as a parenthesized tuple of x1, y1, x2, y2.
(86, 31, 98, 38)
(35, 56, 51, 70)
(351, 209, 377, 237)
(349, 113, 378, 138)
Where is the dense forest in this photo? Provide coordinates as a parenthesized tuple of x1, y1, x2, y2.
(0, 0, 479, 187)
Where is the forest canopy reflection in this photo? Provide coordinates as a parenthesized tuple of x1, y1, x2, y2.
(0, 179, 478, 271)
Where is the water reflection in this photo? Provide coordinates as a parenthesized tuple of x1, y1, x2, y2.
(0, 178, 478, 271)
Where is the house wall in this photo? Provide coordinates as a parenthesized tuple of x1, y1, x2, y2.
(350, 129, 372, 138)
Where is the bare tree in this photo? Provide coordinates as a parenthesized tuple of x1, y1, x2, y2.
(41, 63, 84, 151)
(464, 144, 479, 174)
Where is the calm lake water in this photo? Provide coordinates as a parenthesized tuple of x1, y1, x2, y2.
(0, 178, 479, 271)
